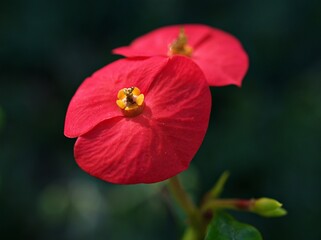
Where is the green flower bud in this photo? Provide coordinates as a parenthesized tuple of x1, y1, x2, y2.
(260, 207, 287, 217)
(250, 197, 287, 218)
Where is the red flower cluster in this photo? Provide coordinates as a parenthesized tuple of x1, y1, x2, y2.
(64, 24, 248, 184)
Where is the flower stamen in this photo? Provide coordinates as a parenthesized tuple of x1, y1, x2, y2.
(116, 87, 144, 117)
(168, 27, 193, 57)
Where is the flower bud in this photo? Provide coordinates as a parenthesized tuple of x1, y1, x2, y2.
(250, 198, 287, 217)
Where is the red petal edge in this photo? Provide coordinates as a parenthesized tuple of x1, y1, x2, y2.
(74, 56, 211, 184)
(192, 28, 249, 87)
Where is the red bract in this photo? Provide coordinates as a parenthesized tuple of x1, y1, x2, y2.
(64, 56, 211, 184)
(113, 24, 249, 87)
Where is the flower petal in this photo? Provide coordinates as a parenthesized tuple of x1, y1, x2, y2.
(192, 29, 249, 87)
(112, 24, 212, 57)
(74, 56, 211, 184)
(112, 24, 249, 87)
(64, 57, 168, 138)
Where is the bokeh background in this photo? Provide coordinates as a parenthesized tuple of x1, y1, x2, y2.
(1, 0, 321, 239)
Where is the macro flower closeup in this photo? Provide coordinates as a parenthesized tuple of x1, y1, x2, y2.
(113, 24, 249, 87)
(64, 56, 211, 184)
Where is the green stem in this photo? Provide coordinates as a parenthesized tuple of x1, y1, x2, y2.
(168, 176, 197, 216)
(201, 199, 252, 213)
(168, 176, 205, 240)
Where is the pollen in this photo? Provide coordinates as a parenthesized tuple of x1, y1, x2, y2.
(116, 87, 145, 117)
(168, 27, 193, 57)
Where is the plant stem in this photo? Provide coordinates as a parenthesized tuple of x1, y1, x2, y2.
(168, 176, 197, 216)
(201, 199, 252, 213)
(168, 176, 205, 240)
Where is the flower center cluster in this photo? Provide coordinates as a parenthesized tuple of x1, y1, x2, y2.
(168, 27, 193, 57)
(116, 87, 145, 117)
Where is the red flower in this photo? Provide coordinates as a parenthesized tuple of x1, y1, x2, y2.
(64, 56, 211, 184)
(113, 24, 249, 87)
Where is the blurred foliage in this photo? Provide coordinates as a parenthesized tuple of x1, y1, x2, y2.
(205, 212, 262, 240)
(0, 0, 321, 239)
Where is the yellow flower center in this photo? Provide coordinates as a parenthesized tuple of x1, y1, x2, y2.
(116, 87, 145, 117)
(168, 27, 193, 57)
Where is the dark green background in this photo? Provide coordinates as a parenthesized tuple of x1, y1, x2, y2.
(1, 0, 320, 239)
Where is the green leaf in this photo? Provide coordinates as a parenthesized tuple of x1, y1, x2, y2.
(205, 212, 263, 240)
(210, 171, 230, 199)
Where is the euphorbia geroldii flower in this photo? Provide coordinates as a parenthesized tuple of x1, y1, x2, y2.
(64, 56, 211, 184)
(113, 24, 249, 87)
